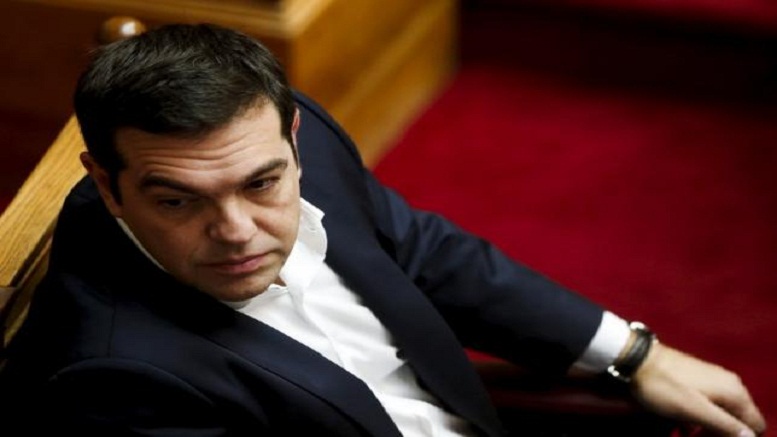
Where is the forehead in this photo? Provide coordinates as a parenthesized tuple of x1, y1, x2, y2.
(114, 104, 288, 185)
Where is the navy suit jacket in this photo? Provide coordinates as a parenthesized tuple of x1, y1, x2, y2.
(0, 93, 604, 436)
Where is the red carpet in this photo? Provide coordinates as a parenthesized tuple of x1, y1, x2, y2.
(373, 22, 777, 430)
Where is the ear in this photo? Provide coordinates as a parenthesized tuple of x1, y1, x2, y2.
(291, 107, 300, 145)
(80, 152, 123, 217)
(291, 108, 302, 178)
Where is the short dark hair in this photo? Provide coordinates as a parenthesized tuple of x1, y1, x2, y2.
(74, 23, 296, 200)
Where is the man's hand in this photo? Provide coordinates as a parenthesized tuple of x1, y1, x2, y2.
(631, 342, 767, 436)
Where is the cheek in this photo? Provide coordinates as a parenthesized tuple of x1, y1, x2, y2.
(262, 200, 301, 246)
(155, 228, 200, 260)
(255, 204, 299, 240)
(125, 213, 202, 266)
(262, 180, 301, 235)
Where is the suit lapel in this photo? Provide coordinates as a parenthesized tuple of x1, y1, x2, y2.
(133, 260, 402, 437)
(198, 306, 403, 437)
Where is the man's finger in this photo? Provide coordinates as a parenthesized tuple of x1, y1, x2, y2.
(680, 391, 757, 437)
(708, 381, 767, 435)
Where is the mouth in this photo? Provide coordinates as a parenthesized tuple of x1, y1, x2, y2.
(202, 254, 267, 275)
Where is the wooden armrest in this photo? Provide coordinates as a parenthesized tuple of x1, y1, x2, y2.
(0, 116, 86, 352)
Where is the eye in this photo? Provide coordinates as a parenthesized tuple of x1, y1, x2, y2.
(157, 197, 193, 209)
(246, 177, 279, 192)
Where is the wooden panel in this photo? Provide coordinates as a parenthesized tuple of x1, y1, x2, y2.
(0, 117, 85, 289)
(289, 0, 458, 163)
(289, 0, 421, 109)
(15, 0, 313, 37)
(0, 117, 86, 346)
(0, 3, 105, 121)
(331, 0, 458, 165)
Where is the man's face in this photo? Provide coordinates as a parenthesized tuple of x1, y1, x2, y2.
(84, 104, 301, 302)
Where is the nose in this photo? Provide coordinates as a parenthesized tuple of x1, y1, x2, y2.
(207, 199, 257, 244)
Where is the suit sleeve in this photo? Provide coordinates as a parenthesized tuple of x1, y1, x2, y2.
(364, 170, 606, 374)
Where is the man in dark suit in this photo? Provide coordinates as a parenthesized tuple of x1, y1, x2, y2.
(0, 23, 765, 436)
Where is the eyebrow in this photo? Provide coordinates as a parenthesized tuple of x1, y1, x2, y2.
(139, 158, 290, 196)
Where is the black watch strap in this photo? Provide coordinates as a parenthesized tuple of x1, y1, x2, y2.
(606, 321, 657, 383)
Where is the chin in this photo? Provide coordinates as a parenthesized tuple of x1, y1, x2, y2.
(201, 284, 264, 303)
(207, 277, 277, 302)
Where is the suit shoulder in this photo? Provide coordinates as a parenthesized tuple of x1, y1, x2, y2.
(293, 91, 364, 165)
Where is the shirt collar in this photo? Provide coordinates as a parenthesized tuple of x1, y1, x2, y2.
(279, 198, 328, 292)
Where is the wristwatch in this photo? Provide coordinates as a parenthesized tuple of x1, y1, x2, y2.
(606, 321, 657, 383)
